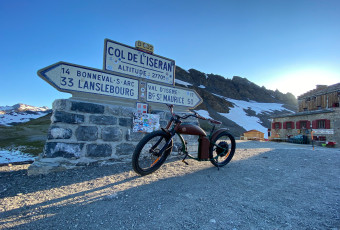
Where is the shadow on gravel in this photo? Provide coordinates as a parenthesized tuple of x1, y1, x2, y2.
(1, 143, 339, 229)
(0, 163, 136, 199)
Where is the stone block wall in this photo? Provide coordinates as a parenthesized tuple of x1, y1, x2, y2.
(28, 99, 199, 175)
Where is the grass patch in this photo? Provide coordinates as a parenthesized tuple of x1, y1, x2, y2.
(0, 114, 51, 156)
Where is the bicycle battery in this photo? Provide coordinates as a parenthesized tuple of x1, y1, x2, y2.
(198, 136, 210, 160)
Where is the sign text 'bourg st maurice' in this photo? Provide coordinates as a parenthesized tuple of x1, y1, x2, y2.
(103, 39, 175, 85)
(146, 83, 201, 107)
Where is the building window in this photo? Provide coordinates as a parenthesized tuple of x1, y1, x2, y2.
(312, 119, 331, 129)
(283, 121, 295, 129)
(272, 122, 282, 130)
(300, 121, 307, 129)
(318, 120, 326, 129)
(296, 120, 310, 129)
(286, 122, 292, 129)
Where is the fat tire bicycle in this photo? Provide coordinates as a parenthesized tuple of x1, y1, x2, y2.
(132, 104, 236, 176)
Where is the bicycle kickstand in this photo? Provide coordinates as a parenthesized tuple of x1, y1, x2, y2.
(182, 153, 189, 165)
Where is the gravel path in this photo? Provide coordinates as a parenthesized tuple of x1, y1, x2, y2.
(0, 141, 339, 229)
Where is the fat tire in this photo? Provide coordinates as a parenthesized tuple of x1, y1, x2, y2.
(209, 131, 236, 167)
(132, 130, 173, 176)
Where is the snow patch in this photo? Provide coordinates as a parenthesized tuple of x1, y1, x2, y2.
(175, 79, 193, 87)
(198, 85, 206, 89)
(194, 110, 213, 119)
(0, 149, 36, 164)
(213, 94, 293, 138)
(0, 112, 48, 126)
(0, 103, 51, 126)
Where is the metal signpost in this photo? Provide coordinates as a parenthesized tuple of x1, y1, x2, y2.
(38, 62, 139, 100)
(103, 39, 175, 85)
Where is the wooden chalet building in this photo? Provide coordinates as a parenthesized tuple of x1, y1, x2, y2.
(241, 130, 264, 141)
(270, 83, 340, 147)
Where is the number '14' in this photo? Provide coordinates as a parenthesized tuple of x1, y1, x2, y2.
(62, 68, 70, 75)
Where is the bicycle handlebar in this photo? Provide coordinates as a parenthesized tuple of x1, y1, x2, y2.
(166, 104, 222, 125)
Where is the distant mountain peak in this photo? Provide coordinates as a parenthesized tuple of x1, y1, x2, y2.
(0, 103, 51, 126)
(11, 103, 50, 112)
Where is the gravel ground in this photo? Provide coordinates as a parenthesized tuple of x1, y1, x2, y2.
(0, 141, 339, 230)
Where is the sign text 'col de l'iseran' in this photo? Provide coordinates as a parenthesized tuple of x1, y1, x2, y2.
(38, 39, 202, 108)
(104, 39, 175, 85)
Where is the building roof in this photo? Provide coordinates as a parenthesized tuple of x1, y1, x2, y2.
(298, 83, 340, 100)
(244, 129, 264, 134)
(271, 108, 335, 119)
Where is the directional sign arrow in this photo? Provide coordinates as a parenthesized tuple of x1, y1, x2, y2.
(37, 61, 139, 100)
(146, 82, 202, 108)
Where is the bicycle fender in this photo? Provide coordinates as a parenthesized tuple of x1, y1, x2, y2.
(210, 128, 230, 141)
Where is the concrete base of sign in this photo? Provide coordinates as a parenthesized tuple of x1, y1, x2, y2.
(28, 99, 199, 176)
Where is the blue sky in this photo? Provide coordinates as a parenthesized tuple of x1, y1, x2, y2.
(1, 0, 339, 108)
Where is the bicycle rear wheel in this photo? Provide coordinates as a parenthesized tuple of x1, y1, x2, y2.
(209, 131, 236, 167)
(132, 130, 173, 176)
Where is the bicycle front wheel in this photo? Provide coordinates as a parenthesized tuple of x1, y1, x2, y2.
(132, 130, 173, 176)
(209, 131, 236, 167)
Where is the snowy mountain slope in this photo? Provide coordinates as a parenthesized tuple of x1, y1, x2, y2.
(175, 67, 297, 137)
(0, 103, 51, 126)
(196, 95, 294, 138)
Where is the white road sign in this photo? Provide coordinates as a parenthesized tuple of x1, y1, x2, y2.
(146, 83, 202, 108)
(103, 39, 175, 85)
(38, 62, 139, 100)
(313, 129, 334, 135)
